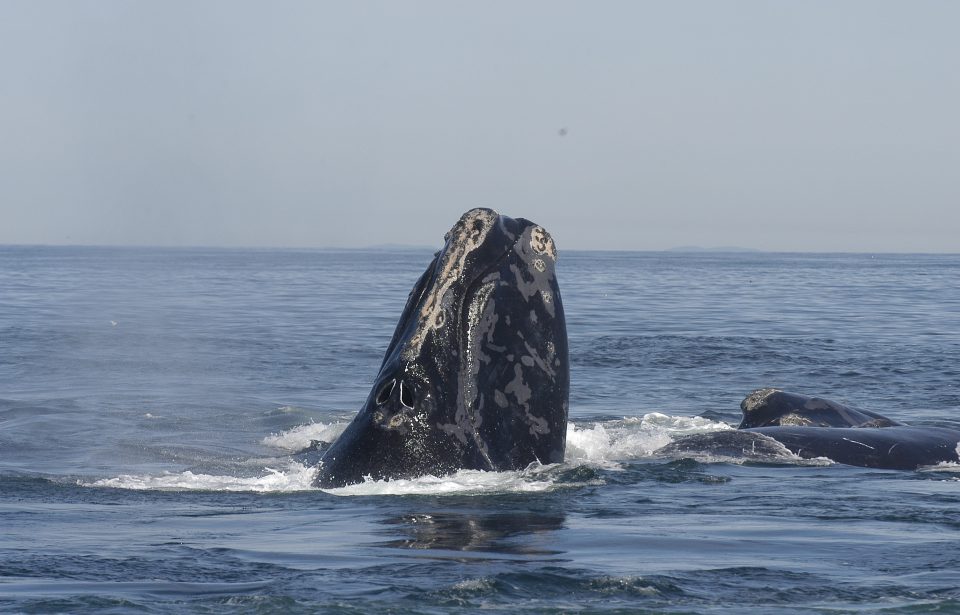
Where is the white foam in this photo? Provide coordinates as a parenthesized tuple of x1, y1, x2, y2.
(323, 464, 574, 496)
(82, 413, 762, 496)
(453, 578, 495, 592)
(82, 462, 317, 492)
(921, 461, 960, 473)
(80, 461, 589, 496)
(261, 421, 348, 452)
(925, 442, 960, 472)
(566, 412, 733, 466)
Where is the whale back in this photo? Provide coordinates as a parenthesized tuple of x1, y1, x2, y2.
(738, 388, 901, 429)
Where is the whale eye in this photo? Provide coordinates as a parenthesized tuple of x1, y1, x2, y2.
(399, 380, 415, 409)
(376, 379, 396, 405)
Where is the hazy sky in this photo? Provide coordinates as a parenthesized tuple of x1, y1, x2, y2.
(2, 1, 957, 252)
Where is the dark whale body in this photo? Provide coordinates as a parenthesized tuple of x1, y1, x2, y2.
(660, 388, 960, 469)
(737, 388, 903, 429)
(734, 388, 960, 469)
(314, 208, 568, 488)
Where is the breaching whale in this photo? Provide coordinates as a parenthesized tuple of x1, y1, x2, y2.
(314, 208, 569, 488)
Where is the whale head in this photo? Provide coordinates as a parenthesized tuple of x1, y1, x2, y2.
(314, 208, 569, 488)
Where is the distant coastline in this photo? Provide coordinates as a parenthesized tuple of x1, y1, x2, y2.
(2, 243, 958, 256)
(665, 246, 764, 253)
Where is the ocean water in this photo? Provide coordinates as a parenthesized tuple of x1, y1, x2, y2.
(1, 246, 959, 613)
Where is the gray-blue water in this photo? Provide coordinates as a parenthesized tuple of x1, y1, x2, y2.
(2, 246, 959, 613)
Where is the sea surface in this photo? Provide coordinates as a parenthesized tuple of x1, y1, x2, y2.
(1, 245, 959, 613)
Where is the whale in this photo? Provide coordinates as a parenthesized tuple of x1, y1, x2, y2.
(314, 208, 569, 488)
(734, 388, 960, 469)
(660, 388, 960, 469)
(314, 209, 959, 485)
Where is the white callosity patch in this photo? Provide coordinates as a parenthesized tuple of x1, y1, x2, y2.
(511, 225, 557, 316)
(528, 225, 557, 261)
(741, 387, 781, 412)
(402, 208, 498, 362)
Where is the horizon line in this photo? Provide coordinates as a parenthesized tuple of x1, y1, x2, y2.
(0, 241, 957, 257)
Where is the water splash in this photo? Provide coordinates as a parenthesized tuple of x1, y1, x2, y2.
(566, 412, 733, 467)
(261, 421, 347, 452)
(82, 413, 822, 495)
(323, 464, 574, 496)
(82, 462, 317, 492)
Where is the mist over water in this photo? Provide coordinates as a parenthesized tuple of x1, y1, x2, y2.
(2, 246, 959, 612)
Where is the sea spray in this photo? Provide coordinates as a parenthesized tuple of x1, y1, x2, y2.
(83, 413, 737, 495)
